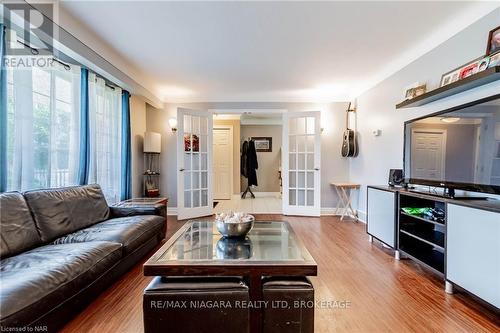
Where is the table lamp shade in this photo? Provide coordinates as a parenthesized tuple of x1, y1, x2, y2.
(144, 132, 161, 153)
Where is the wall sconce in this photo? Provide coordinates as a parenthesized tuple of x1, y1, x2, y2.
(168, 117, 178, 132)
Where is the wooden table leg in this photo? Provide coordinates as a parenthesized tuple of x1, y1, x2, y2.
(339, 188, 349, 220)
(248, 274, 263, 333)
(341, 187, 354, 219)
(334, 186, 342, 215)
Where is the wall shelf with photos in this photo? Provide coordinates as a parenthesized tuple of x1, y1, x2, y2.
(396, 65, 500, 109)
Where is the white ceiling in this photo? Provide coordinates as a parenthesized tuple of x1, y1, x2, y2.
(60, 1, 498, 103)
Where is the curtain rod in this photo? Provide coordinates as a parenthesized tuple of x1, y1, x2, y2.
(14, 32, 122, 91)
(16, 39, 39, 55)
(16, 39, 71, 71)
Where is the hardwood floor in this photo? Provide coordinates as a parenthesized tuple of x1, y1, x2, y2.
(61, 215, 499, 333)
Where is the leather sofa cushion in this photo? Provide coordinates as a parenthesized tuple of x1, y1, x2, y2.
(262, 276, 313, 289)
(110, 204, 166, 218)
(52, 215, 164, 255)
(0, 241, 122, 327)
(0, 192, 43, 258)
(24, 184, 110, 242)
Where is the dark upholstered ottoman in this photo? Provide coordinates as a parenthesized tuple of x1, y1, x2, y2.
(262, 277, 314, 333)
(143, 276, 250, 333)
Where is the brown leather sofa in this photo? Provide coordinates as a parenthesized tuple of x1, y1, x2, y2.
(0, 184, 166, 332)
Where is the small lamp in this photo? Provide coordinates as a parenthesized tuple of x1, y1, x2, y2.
(144, 132, 161, 153)
(168, 118, 178, 132)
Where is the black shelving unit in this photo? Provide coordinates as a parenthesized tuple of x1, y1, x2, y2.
(398, 192, 446, 275)
(396, 66, 500, 109)
(144, 152, 161, 197)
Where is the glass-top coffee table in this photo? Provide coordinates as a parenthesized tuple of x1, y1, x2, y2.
(144, 220, 317, 276)
(144, 220, 317, 333)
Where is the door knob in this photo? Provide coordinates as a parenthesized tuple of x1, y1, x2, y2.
(314, 168, 320, 171)
(179, 168, 185, 172)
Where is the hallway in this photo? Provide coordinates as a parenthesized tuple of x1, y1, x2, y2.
(213, 194, 282, 214)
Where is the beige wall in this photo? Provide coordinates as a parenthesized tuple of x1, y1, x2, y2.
(130, 95, 147, 198)
(214, 119, 241, 194)
(240, 125, 282, 192)
(146, 102, 349, 209)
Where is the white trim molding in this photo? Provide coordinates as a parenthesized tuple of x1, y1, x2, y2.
(167, 206, 366, 219)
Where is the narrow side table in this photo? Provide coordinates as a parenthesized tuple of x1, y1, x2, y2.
(330, 182, 360, 221)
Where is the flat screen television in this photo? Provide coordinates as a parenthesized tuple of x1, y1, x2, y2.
(404, 94, 500, 195)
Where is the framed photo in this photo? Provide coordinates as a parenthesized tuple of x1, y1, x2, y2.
(486, 25, 500, 56)
(404, 84, 426, 100)
(488, 52, 500, 68)
(440, 69, 460, 87)
(440, 56, 484, 87)
(252, 137, 272, 152)
(459, 61, 479, 79)
(477, 57, 490, 72)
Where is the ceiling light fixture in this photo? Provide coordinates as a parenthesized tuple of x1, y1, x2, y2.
(440, 117, 460, 123)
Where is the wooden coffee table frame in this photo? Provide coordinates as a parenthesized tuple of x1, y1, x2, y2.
(144, 221, 317, 333)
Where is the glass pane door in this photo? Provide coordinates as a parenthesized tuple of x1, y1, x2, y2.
(283, 112, 321, 216)
(177, 108, 212, 220)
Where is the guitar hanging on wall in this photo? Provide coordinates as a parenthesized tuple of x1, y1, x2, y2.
(341, 101, 359, 157)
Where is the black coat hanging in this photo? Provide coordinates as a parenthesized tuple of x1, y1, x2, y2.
(246, 140, 259, 186)
(241, 140, 248, 178)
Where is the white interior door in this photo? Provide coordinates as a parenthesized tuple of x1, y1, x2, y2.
(411, 129, 446, 181)
(282, 111, 321, 216)
(213, 127, 233, 200)
(177, 108, 213, 220)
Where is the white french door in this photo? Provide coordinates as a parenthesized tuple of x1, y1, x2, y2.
(282, 112, 321, 216)
(177, 108, 213, 220)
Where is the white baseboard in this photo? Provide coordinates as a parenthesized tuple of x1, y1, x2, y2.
(237, 191, 281, 198)
(357, 210, 367, 223)
(167, 206, 365, 221)
(166, 206, 177, 216)
(320, 207, 344, 215)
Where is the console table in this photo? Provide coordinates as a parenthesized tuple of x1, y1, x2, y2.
(367, 185, 500, 309)
(331, 182, 360, 221)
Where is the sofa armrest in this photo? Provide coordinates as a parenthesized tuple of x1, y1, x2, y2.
(109, 205, 163, 218)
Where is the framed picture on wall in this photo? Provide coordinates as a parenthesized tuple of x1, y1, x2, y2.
(486, 25, 500, 56)
(440, 68, 461, 87)
(439, 56, 484, 87)
(488, 52, 500, 68)
(252, 137, 272, 152)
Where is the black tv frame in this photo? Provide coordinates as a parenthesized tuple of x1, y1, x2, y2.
(403, 93, 500, 196)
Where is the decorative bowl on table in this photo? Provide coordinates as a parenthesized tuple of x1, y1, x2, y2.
(215, 212, 255, 238)
(216, 237, 253, 259)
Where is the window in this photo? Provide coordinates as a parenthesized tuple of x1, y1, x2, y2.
(6, 64, 81, 191)
(5, 61, 126, 203)
(88, 73, 123, 203)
